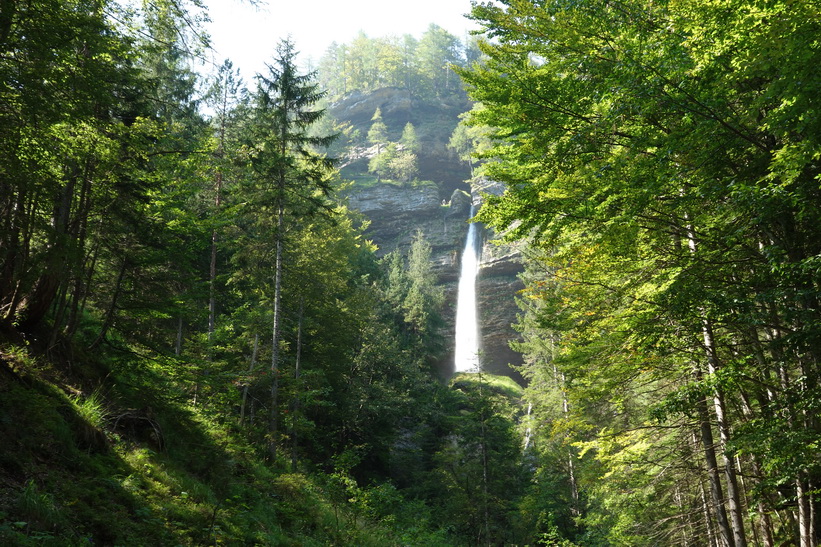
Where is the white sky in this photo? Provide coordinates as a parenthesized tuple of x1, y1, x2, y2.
(202, 0, 480, 77)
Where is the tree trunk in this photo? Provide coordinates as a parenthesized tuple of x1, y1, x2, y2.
(555, 364, 579, 516)
(685, 212, 745, 546)
(87, 257, 128, 351)
(208, 166, 222, 339)
(797, 477, 814, 547)
(695, 382, 735, 547)
(240, 334, 259, 425)
(87, 258, 128, 351)
(268, 201, 284, 460)
(702, 320, 748, 547)
(65, 237, 101, 341)
(735, 373, 775, 547)
(697, 468, 719, 547)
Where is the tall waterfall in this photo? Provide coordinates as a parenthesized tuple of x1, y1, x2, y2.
(454, 206, 481, 373)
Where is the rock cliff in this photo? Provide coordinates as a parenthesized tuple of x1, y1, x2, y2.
(335, 88, 523, 381)
(345, 180, 524, 381)
(346, 183, 470, 279)
(330, 87, 471, 194)
(474, 180, 524, 380)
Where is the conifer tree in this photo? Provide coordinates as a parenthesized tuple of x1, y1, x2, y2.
(244, 39, 336, 459)
(367, 107, 390, 182)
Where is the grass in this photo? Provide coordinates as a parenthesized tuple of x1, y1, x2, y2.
(451, 371, 525, 400)
(70, 389, 108, 429)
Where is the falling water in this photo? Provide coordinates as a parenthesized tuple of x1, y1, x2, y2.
(523, 402, 533, 450)
(454, 205, 481, 373)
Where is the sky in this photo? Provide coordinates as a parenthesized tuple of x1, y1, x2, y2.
(202, 0, 481, 77)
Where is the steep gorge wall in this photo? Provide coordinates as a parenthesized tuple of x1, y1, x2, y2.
(474, 180, 524, 380)
(335, 88, 523, 380)
(345, 181, 524, 381)
(346, 184, 469, 357)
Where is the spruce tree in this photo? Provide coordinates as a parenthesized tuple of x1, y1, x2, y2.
(245, 39, 336, 459)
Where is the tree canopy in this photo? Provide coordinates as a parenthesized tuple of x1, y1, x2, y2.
(458, 0, 821, 544)
(3, 0, 820, 545)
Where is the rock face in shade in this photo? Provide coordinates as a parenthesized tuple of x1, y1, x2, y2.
(345, 183, 470, 279)
(334, 87, 523, 381)
(477, 235, 525, 379)
(474, 179, 525, 380)
(345, 183, 471, 364)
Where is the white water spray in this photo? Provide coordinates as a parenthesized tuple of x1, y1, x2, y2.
(454, 205, 481, 373)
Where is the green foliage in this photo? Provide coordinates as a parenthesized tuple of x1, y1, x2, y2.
(460, 0, 821, 544)
(380, 231, 445, 348)
(423, 373, 529, 545)
(0, 1, 545, 545)
(448, 106, 493, 178)
(368, 142, 397, 181)
(367, 107, 389, 147)
(366, 116, 421, 184)
(16, 480, 64, 536)
(69, 390, 108, 430)
(399, 122, 419, 153)
(387, 149, 419, 183)
(317, 26, 468, 101)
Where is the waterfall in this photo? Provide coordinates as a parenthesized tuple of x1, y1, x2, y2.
(454, 205, 481, 373)
(523, 402, 533, 450)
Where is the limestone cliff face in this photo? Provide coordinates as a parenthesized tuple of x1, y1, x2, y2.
(346, 180, 524, 381)
(345, 184, 470, 374)
(346, 183, 470, 278)
(477, 231, 524, 379)
(473, 179, 524, 379)
(335, 88, 522, 380)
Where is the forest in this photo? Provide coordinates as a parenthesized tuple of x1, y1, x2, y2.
(1, 0, 820, 546)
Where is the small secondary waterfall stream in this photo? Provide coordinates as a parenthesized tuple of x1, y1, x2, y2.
(454, 205, 481, 373)
(523, 402, 533, 450)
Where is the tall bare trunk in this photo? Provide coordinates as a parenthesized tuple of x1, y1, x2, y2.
(697, 467, 719, 547)
(208, 98, 225, 339)
(240, 334, 259, 425)
(269, 201, 284, 460)
(557, 366, 579, 515)
(685, 212, 746, 547)
(702, 320, 747, 547)
(695, 380, 735, 547)
(88, 257, 128, 351)
(208, 184, 219, 338)
(797, 478, 814, 547)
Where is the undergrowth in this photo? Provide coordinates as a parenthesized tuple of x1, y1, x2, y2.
(0, 340, 452, 546)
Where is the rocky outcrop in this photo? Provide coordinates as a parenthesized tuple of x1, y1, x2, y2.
(344, 179, 525, 382)
(330, 87, 472, 193)
(473, 179, 525, 379)
(345, 183, 471, 279)
(332, 87, 414, 128)
(345, 183, 472, 377)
